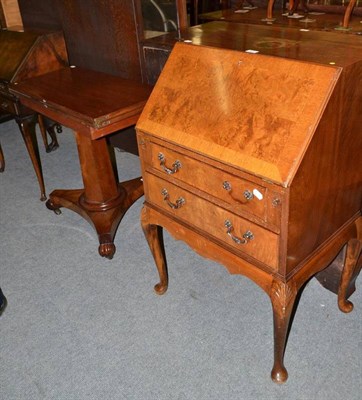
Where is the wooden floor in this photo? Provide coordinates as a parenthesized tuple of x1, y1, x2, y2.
(200, 6, 362, 35)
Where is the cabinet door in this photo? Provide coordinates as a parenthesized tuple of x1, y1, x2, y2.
(143, 46, 171, 85)
(136, 0, 187, 41)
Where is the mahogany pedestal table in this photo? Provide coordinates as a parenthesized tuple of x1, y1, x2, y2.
(10, 67, 153, 259)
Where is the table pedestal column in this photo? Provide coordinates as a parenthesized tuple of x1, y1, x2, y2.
(46, 131, 144, 258)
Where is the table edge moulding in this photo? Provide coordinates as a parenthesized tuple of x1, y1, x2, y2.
(135, 42, 362, 383)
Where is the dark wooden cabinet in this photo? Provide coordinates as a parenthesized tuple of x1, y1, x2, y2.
(18, 0, 142, 81)
(17, 0, 61, 30)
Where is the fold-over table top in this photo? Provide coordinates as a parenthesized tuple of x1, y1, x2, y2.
(10, 67, 153, 138)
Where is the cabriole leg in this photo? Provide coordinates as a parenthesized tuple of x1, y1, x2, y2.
(338, 237, 362, 313)
(141, 207, 168, 295)
(16, 114, 46, 201)
(269, 280, 298, 383)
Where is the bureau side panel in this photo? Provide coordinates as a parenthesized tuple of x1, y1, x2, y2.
(286, 62, 362, 275)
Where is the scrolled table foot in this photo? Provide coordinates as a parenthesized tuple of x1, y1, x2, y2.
(98, 241, 116, 260)
(46, 199, 62, 215)
(271, 364, 288, 384)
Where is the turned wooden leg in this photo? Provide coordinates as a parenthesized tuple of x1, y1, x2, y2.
(269, 280, 298, 383)
(141, 207, 168, 295)
(288, 0, 297, 15)
(0, 142, 4, 172)
(342, 0, 357, 29)
(288, 0, 308, 15)
(338, 237, 362, 313)
(16, 114, 46, 201)
(262, 0, 276, 21)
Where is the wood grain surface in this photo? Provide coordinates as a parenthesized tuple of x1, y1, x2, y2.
(138, 42, 340, 185)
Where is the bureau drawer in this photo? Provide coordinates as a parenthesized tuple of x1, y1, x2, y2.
(0, 96, 16, 114)
(145, 172, 279, 270)
(148, 142, 267, 221)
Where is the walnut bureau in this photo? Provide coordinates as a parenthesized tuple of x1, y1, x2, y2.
(136, 42, 362, 383)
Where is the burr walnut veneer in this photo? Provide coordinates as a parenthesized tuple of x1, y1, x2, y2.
(11, 67, 152, 258)
(136, 42, 362, 383)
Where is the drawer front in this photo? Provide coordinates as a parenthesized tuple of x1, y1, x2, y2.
(0, 96, 16, 114)
(145, 172, 279, 270)
(148, 142, 267, 221)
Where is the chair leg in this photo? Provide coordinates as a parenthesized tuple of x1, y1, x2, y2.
(16, 114, 47, 201)
(338, 218, 362, 313)
(342, 0, 357, 29)
(265, 0, 276, 21)
(0, 142, 4, 172)
(38, 114, 60, 153)
(0, 287, 7, 316)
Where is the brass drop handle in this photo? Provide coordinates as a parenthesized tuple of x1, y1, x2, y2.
(224, 220, 254, 244)
(1, 101, 9, 109)
(158, 153, 182, 175)
(222, 181, 255, 202)
(161, 188, 185, 209)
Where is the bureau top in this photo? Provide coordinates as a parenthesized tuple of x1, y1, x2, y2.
(137, 42, 344, 186)
(144, 21, 362, 69)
